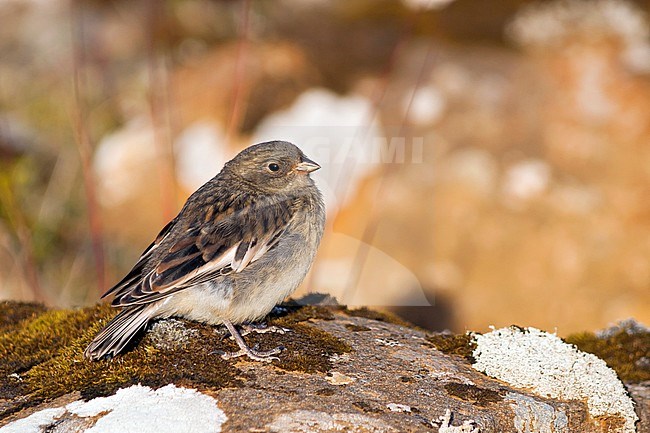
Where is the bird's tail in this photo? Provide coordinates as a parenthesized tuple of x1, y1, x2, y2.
(84, 304, 158, 360)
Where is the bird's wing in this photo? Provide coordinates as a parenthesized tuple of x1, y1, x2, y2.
(101, 216, 178, 300)
(109, 196, 297, 307)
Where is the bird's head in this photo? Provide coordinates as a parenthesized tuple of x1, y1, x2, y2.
(224, 140, 321, 195)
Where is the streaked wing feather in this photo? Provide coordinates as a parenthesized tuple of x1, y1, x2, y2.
(103, 216, 178, 301)
(112, 197, 296, 307)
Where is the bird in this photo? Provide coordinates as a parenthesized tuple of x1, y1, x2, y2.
(84, 140, 325, 362)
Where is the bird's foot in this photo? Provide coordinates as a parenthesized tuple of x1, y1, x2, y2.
(238, 322, 291, 337)
(218, 320, 285, 362)
(219, 344, 283, 362)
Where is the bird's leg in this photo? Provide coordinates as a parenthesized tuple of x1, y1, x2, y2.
(239, 322, 290, 337)
(220, 320, 282, 362)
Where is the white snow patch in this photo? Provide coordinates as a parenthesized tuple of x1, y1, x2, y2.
(95, 119, 228, 207)
(94, 117, 157, 206)
(0, 408, 65, 433)
(501, 159, 551, 204)
(442, 149, 498, 197)
(472, 326, 637, 433)
(95, 118, 228, 206)
(174, 121, 227, 192)
(550, 183, 601, 215)
(574, 52, 615, 120)
(405, 85, 446, 126)
(508, 0, 650, 73)
(401, 0, 455, 10)
(0, 384, 227, 433)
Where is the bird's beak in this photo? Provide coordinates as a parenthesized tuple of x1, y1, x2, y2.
(295, 157, 321, 173)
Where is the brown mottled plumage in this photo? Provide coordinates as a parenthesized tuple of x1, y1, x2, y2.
(85, 141, 325, 361)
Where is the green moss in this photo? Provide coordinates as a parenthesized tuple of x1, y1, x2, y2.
(426, 333, 476, 362)
(339, 306, 413, 327)
(444, 382, 504, 406)
(0, 301, 351, 418)
(345, 324, 371, 332)
(0, 304, 116, 414)
(274, 303, 336, 322)
(565, 329, 650, 383)
(25, 311, 244, 404)
(0, 304, 110, 380)
(268, 313, 352, 373)
(0, 301, 48, 332)
(316, 387, 337, 396)
(352, 400, 383, 413)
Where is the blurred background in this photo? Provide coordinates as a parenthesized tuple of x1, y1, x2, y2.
(1, 0, 649, 335)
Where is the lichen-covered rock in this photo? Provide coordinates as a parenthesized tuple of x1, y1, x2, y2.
(473, 326, 638, 433)
(0, 384, 227, 433)
(0, 301, 648, 433)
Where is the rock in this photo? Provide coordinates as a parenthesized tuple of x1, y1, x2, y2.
(473, 326, 638, 433)
(0, 300, 647, 433)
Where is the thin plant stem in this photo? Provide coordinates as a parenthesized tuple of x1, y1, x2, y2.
(225, 0, 252, 145)
(70, 0, 106, 296)
(342, 40, 437, 304)
(146, 0, 177, 223)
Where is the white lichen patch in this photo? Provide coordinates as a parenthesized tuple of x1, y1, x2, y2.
(329, 353, 352, 363)
(505, 393, 569, 433)
(386, 403, 411, 413)
(325, 371, 356, 386)
(427, 371, 475, 386)
(0, 408, 66, 433)
(267, 410, 395, 433)
(0, 384, 227, 433)
(375, 338, 402, 347)
(472, 326, 637, 433)
(148, 318, 199, 351)
(437, 409, 480, 433)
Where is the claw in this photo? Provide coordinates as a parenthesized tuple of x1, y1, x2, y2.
(220, 346, 282, 363)
(218, 320, 285, 363)
(238, 323, 291, 337)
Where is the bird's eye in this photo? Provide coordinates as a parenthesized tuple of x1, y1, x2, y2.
(268, 163, 280, 172)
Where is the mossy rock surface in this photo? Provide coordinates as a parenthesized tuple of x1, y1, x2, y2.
(565, 324, 650, 383)
(423, 323, 650, 385)
(0, 301, 351, 419)
(1, 302, 649, 433)
(425, 332, 476, 362)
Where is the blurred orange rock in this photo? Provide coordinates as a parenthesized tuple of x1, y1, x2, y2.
(315, 0, 650, 334)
